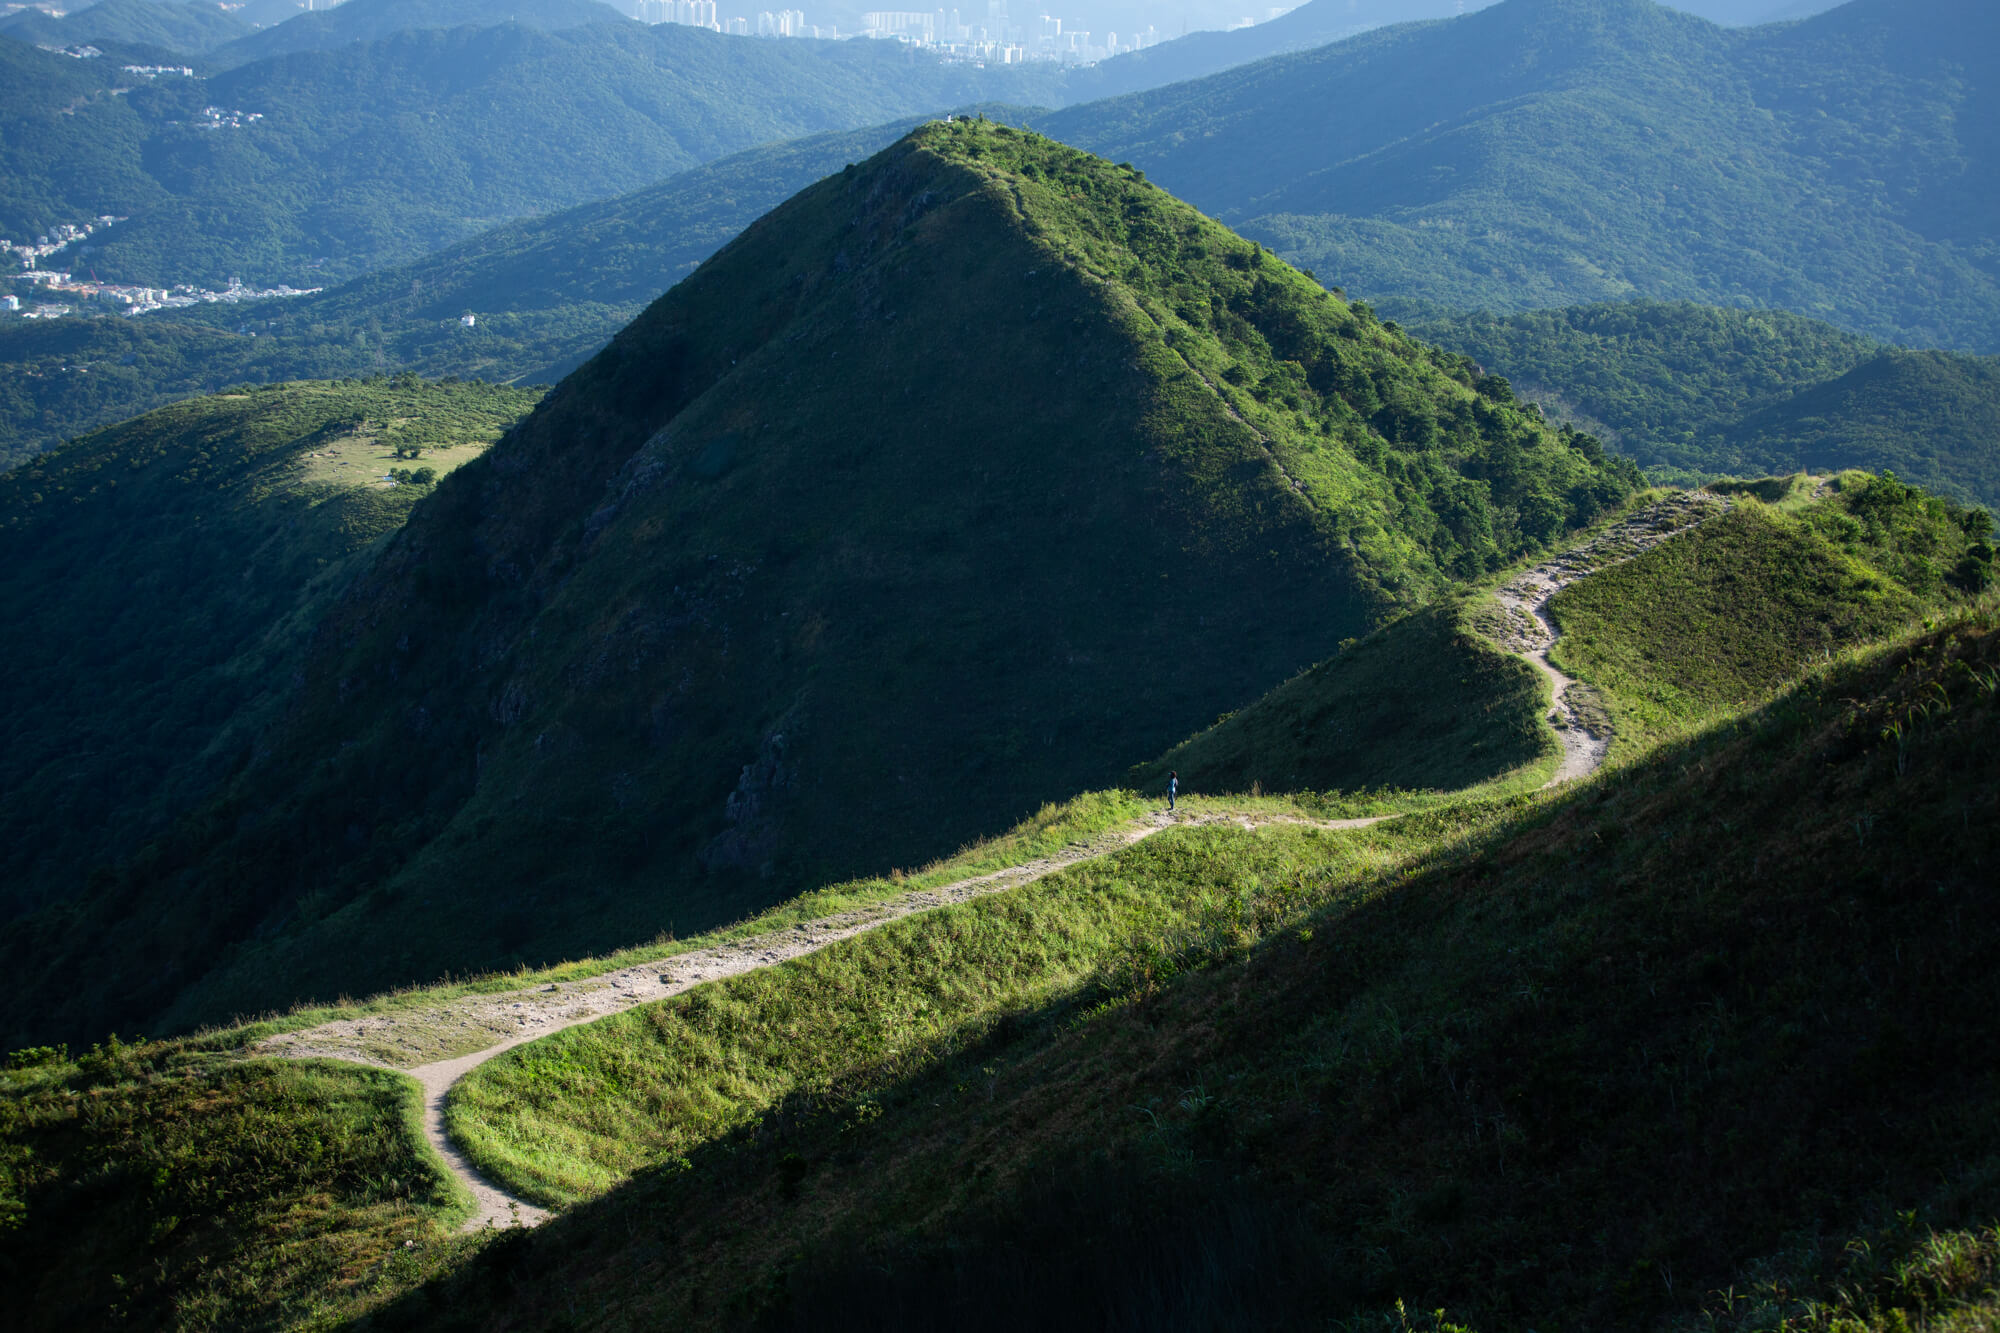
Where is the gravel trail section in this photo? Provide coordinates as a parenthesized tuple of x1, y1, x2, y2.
(256, 808, 1383, 1231)
(1491, 492, 1731, 785)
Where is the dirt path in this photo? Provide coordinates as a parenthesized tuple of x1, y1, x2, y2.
(1490, 492, 1730, 785)
(262, 494, 1729, 1232)
(256, 808, 1384, 1231)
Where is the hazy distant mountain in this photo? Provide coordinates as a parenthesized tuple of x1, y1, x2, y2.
(0, 23, 1064, 286)
(207, 0, 628, 68)
(0, 0, 248, 53)
(1045, 0, 2000, 351)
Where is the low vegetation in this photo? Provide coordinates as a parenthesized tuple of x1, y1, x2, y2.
(1137, 597, 1555, 799)
(0, 1043, 468, 1332)
(1548, 474, 1993, 757)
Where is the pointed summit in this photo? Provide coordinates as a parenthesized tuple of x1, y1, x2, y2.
(6, 123, 1636, 1045)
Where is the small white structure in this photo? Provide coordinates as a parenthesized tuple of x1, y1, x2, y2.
(2, 295, 18, 312)
(460, 313, 477, 327)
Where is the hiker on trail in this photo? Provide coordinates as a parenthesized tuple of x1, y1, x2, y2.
(1168, 770, 1179, 811)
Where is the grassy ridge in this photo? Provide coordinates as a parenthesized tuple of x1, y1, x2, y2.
(448, 809, 1431, 1208)
(1548, 475, 1993, 757)
(1137, 597, 1556, 799)
(369, 603, 2000, 1332)
(0, 1046, 469, 1332)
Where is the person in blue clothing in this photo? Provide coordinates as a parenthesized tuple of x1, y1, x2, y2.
(1167, 770, 1179, 811)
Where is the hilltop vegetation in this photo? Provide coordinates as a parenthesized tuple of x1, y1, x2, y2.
(0, 377, 540, 927)
(0, 122, 1635, 1049)
(1046, 0, 2000, 352)
(0, 21, 1064, 288)
(1418, 301, 2000, 506)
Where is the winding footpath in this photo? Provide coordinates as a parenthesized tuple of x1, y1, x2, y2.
(256, 493, 1728, 1231)
(254, 808, 1383, 1230)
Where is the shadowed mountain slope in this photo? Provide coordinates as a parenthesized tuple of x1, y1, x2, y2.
(0, 123, 1634, 1048)
(1043, 0, 2000, 351)
(0, 378, 541, 926)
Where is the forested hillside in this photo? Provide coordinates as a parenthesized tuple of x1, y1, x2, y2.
(1417, 302, 2000, 505)
(0, 21, 1064, 287)
(0, 0, 249, 54)
(0, 378, 539, 929)
(0, 123, 1637, 1049)
(205, 0, 625, 67)
(1046, 0, 2000, 351)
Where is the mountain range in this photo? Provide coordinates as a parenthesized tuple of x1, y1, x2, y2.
(1047, 0, 2000, 352)
(0, 15, 1065, 287)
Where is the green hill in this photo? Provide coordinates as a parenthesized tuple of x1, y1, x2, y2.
(0, 0, 249, 54)
(0, 21, 1065, 289)
(1415, 301, 2000, 507)
(0, 376, 540, 927)
(8, 584, 1993, 1331)
(1135, 597, 1557, 799)
(1043, 0, 2000, 352)
(0, 121, 1636, 1049)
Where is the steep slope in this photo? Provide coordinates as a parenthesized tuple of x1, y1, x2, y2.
(0, 0, 249, 54)
(1044, 0, 2000, 351)
(1417, 301, 2000, 506)
(0, 378, 541, 926)
(362, 603, 2000, 1331)
(0, 21, 1065, 287)
(1, 122, 1635, 1049)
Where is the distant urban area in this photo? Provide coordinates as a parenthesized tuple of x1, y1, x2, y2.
(4, 218, 321, 319)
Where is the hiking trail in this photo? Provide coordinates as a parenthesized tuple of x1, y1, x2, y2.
(254, 807, 1381, 1231)
(257, 492, 1729, 1232)
(1491, 491, 1730, 785)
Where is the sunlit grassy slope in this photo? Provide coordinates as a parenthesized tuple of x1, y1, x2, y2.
(1549, 473, 1994, 758)
(0, 1044, 468, 1332)
(0, 377, 539, 926)
(371, 600, 2000, 1332)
